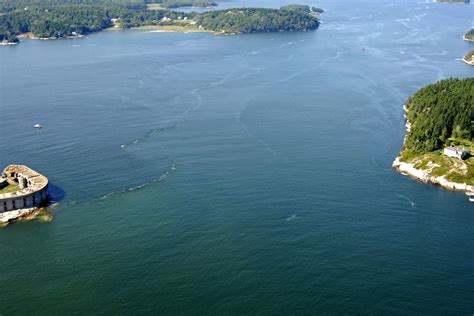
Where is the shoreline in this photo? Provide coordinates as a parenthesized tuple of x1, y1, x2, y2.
(463, 35, 474, 42)
(0, 207, 43, 226)
(0, 41, 19, 46)
(129, 25, 210, 33)
(462, 56, 474, 66)
(4, 26, 213, 46)
(392, 157, 473, 192)
(392, 105, 472, 193)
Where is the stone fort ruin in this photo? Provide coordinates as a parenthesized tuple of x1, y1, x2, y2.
(0, 165, 49, 213)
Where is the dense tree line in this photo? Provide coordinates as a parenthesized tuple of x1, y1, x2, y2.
(403, 78, 474, 153)
(0, 4, 195, 40)
(195, 7, 320, 34)
(280, 4, 323, 14)
(0, 2, 321, 42)
(0, 0, 147, 12)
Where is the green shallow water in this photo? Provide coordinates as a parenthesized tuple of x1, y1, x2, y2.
(1, 0, 473, 314)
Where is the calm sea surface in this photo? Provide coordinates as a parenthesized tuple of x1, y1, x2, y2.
(0, 0, 473, 313)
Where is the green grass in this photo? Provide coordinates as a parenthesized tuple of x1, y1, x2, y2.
(0, 183, 21, 194)
(399, 139, 474, 185)
(398, 150, 419, 162)
(146, 3, 164, 9)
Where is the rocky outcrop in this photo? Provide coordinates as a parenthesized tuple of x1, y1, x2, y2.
(0, 207, 39, 225)
(392, 158, 473, 192)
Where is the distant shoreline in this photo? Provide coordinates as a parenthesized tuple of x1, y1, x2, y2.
(462, 56, 474, 66)
(463, 35, 474, 42)
(9, 23, 276, 45)
(9, 26, 209, 45)
(0, 41, 19, 46)
(129, 25, 210, 32)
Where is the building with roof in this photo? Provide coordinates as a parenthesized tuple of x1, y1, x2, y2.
(443, 147, 469, 160)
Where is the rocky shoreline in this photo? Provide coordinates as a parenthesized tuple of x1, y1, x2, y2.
(392, 157, 473, 192)
(0, 207, 40, 225)
(393, 105, 472, 193)
(463, 35, 474, 42)
(462, 56, 474, 66)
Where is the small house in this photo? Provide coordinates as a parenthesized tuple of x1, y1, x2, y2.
(443, 146, 469, 160)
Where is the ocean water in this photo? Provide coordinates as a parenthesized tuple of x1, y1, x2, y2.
(0, 0, 473, 313)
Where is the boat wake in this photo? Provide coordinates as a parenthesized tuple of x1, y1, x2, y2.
(395, 193, 416, 209)
(98, 161, 176, 201)
(236, 106, 278, 158)
(276, 50, 344, 84)
(279, 39, 305, 48)
(120, 124, 178, 148)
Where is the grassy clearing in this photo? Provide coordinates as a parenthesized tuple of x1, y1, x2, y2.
(399, 139, 474, 185)
(146, 3, 164, 9)
(0, 183, 21, 194)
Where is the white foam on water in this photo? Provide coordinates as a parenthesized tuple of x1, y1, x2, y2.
(395, 193, 416, 209)
(97, 162, 177, 201)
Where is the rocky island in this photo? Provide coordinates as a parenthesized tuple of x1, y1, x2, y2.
(393, 78, 474, 194)
(0, 165, 49, 225)
(463, 49, 474, 66)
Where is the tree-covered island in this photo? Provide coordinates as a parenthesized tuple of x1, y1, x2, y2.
(0, 0, 323, 44)
(393, 78, 474, 190)
(464, 28, 474, 42)
(464, 49, 474, 66)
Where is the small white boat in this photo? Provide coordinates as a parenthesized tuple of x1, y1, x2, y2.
(465, 191, 474, 202)
(33, 123, 42, 129)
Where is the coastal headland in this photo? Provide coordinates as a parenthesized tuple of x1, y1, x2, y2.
(463, 49, 474, 66)
(392, 78, 474, 194)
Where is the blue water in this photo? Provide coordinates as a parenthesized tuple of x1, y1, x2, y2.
(1, 0, 473, 313)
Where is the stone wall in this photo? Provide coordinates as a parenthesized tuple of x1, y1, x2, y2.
(0, 165, 49, 213)
(0, 189, 48, 212)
